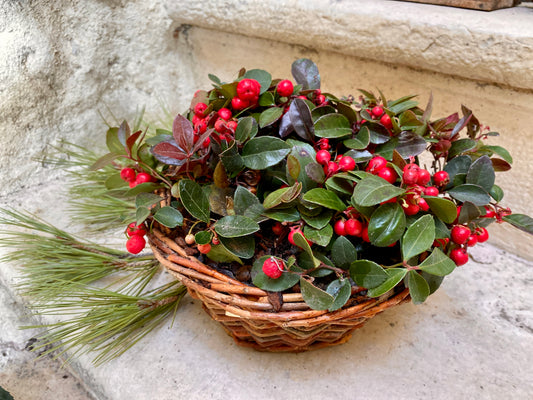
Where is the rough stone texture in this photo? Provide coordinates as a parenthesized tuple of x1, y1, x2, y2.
(165, 0, 533, 91)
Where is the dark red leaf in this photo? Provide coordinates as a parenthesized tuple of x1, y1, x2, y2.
(126, 130, 142, 156)
(173, 115, 195, 153)
(152, 142, 188, 160)
(117, 120, 131, 146)
(491, 158, 512, 172)
(192, 128, 214, 154)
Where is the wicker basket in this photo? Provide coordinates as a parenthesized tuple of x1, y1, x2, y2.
(148, 228, 411, 352)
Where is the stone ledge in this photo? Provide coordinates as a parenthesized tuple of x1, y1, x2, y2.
(165, 0, 533, 91)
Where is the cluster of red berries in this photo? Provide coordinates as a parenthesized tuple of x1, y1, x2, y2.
(397, 163, 444, 216)
(442, 224, 489, 266)
(367, 105, 392, 131)
(365, 155, 398, 184)
(125, 222, 147, 254)
(120, 168, 154, 188)
(315, 140, 357, 177)
(232, 78, 261, 111)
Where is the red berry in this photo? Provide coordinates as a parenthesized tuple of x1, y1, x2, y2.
(433, 238, 449, 248)
(402, 167, 419, 186)
(211, 237, 220, 245)
(380, 114, 392, 129)
(475, 227, 489, 243)
(315, 94, 326, 105)
(418, 197, 430, 212)
(433, 171, 449, 187)
(362, 226, 370, 243)
(326, 161, 340, 175)
(276, 80, 294, 97)
(424, 186, 439, 196)
(288, 228, 311, 246)
(135, 172, 153, 185)
(450, 248, 469, 266)
(126, 235, 146, 254)
(126, 222, 147, 237)
(202, 137, 211, 148)
(467, 234, 478, 247)
(120, 167, 136, 182)
(129, 181, 137, 188)
(334, 220, 346, 236)
(403, 203, 420, 216)
(451, 225, 471, 245)
(371, 106, 384, 117)
(194, 102, 208, 117)
(236, 79, 261, 101)
(483, 206, 496, 218)
(417, 169, 431, 186)
(226, 120, 238, 132)
(272, 222, 284, 235)
(318, 138, 330, 150)
(214, 118, 227, 134)
(316, 150, 331, 165)
(195, 120, 207, 134)
(377, 167, 398, 184)
(231, 97, 250, 110)
(262, 257, 285, 279)
(338, 156, 356, 172)
(345, 219, 363, 237)
(197, 243, 212, 254)
(366, 156, 387, 173)
(218, 108, 232, 121)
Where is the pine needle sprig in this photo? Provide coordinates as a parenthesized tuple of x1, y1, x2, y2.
(0, 209, 158, 301)
(25, 281, 187, 365)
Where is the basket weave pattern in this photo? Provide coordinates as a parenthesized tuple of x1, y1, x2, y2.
(148, 228, 411, 352)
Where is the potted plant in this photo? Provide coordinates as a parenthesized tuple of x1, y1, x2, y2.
(3, 59, 531, 359)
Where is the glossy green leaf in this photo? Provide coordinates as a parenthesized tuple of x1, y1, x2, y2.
(368, 203, 406, 247)
(105, 172, 128, 189)
(326, 279, 352, 311)
(443, 155, 472, 183)
(207, 244, 243, 265)
(350, 260, 388, 289)
(262, 208, 300, 222)
(214, 215, 260, 238)
(135, 193, 162, 209)
(399, 109, 424, 129)
(424, 197, 458, 224)
(252, 255, 299, 291)
(292, 231, 319, 267)
(466, 155, 495, 192)
(220, 141, 244, 175)
(314, 114, 352, 138)
(402, 214, 435, 261)
(300, 277, 335, 310)
(241, 137, 291, 170)
(419, 271, 444, 295)
(194, 231, 212, 245)
(233, 186, 265, 221)
(125, 182, 160, 196)
(457, 201, 481, 225)
(135, 206, 150, 225)
(235, 116, 258, 143)
(303, 188, 346, 211)
(178, 179, 210, 223)
(219, 235, 255, 259)
(153, 206, 183, 228)
(483, 145, 513, 164)
(352, 174, 405, 207)
(286, 143, 317, 190)
(367, 268, 407, 297)
(90, 152, 121, 171)
(259, 91, 275, 106)
(388, 100, 418, 115)
(489, 184, 504, 202)
(502, 214, 533, 235)
(407, 270, 430, 304)
(448, 184, 491, 206)
(106, 127, 126, 154)
(448, 138, 477, 158)
(259, 107, 283, 128)
(419, 248, 456, 276)
(301, 209, 333, 230)
(304, 224, 333, 247)
(331, 236, 357, 270)
(343, 126, 370, 149)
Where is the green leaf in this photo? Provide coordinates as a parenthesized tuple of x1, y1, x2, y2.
(483, 145, 513, 164)
(314, 114, 352, 138)
(292, 231, 320, 267)
(286, 143, 317, 191)
(407, 270, 430, 304)
(106, 127, 126, 154)
(235, 116, 258, 143)
(105, 173, 128, 189)
(178, 179, 210, 223)
(443, 155, 472, 182)
(135, 206, 151, 225)
(326, 279, 352, 311)
(350, 260, 389, 289)
(419, 271, 444, 295)
(344, 126, 370, 149)
(303, 188, 346, 211)
(153, 206, 183, 228)
(388, 100, 418, 115)
(466, 155, 495, 192)
(502, 214, 533, 235)
(299, 277, 335, 310)
(241, 137, 291, 170)
(399, 110, 423, 129)
(214, 215, 260, 238)
(90, 152, 121, 171)
(135, 193, 162, 209)
(301, 209, 333, 230)
(419, 248, 456, 276)
(259, 91, 275, 107)
(448, 184, 491, 206)
(352, 174, 405, 207)
(303, 224, 333, 247)
(402, 215, 435, 261)
(259, 107, 283, 128)
(457, 201, 481, 225)
(207, 244, 243, 265)
(262, 208, 300, 222)
(424, 197, 458, 224)
(125, 182, 161, 197)
(291, 58, 321, 90)
(449, 138, 477, 158)
(220, 141, 244, 175)
(219, 235, 255, 258)
(263, 183, 301, 209)
(331, 236, 357, 270)
(252, 256, 299, 291)
(489, 184, 504, 202)
(233, 186, 265, 221)
(367, 268, 407, 297)
(242, 69, 272, 94)
(368, 203, 406, 247)
(194, 231, 212, 245)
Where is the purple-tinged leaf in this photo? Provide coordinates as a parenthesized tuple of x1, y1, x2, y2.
(90, 152, 121, 171)
(117, 120, 131, 147)
(173, 114, 195, 154)
(291, 58, 321, 90)
(450, 112, 472, 139)
(289, 98, 315, 142)
(126, 130, 142, 157)
(152, 142, 187, 160)
(279, 112, 294, 138)
(491, 158, 512, 172)
(395, 131, 427, 158)
(191, 128, 214, 154)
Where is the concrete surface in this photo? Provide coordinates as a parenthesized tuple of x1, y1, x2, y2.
(1, 1, 533, 399)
